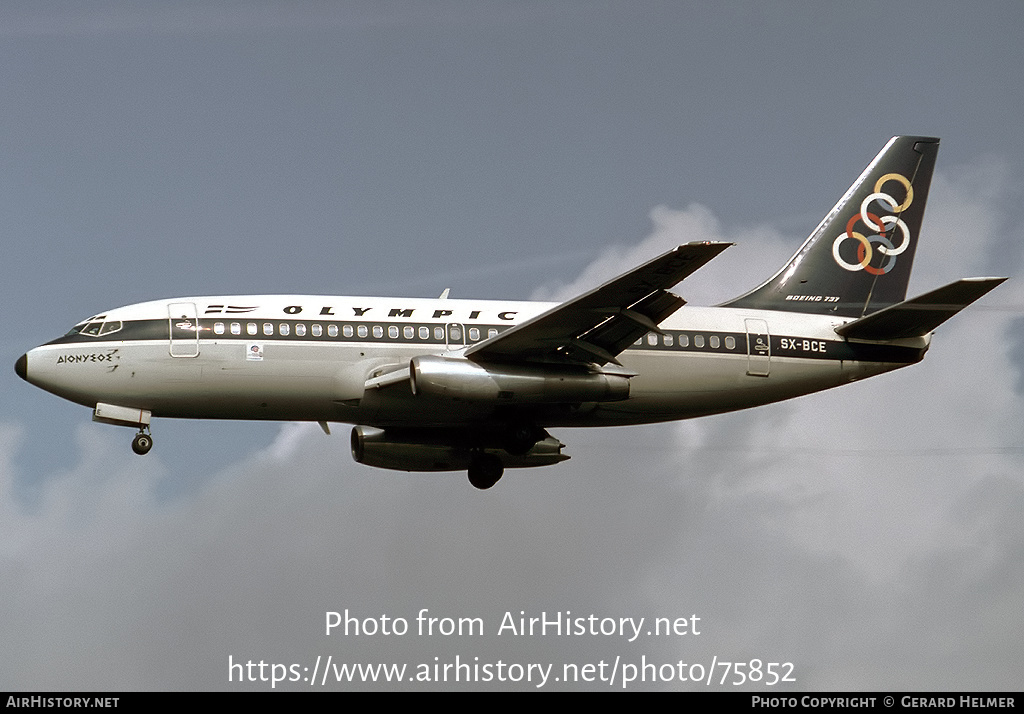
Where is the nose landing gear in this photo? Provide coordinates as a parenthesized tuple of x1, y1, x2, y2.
(92, 404, 155, 456)
(131, 429, 153, 455)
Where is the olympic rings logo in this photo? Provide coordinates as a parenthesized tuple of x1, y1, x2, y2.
(831, 173, 913, 275)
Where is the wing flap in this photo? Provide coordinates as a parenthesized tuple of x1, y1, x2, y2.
(571, 290, 686, 363)
(465, 242, 731, 364)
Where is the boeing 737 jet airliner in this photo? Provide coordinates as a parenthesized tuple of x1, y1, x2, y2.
(16, 137, 1005, 488)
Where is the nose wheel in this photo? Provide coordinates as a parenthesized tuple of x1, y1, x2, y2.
(132, 430, 153, 455)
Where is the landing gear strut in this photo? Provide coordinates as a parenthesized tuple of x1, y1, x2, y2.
(502, 423, 542, 456)
(131, 429, 153, 456)
(467, 452, 504, 490)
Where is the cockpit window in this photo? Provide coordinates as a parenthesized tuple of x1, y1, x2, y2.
(66, 320, 123, 338)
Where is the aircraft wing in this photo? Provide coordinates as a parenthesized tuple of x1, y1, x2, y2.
(464, 242, 731, 366)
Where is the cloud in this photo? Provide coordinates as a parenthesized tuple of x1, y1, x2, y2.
(2, 159, 1022, 690)
(530, 202, 802, 308)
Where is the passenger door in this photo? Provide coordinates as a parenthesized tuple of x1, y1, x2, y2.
(744, 318, 770, 376)
(168, 302, 200, 358)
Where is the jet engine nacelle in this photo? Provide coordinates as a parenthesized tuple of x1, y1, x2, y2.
(408, 355, 630, 403)
(350, 426, 570, 472)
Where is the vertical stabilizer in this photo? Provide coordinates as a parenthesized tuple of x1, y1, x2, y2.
(723, 136, 939, 317)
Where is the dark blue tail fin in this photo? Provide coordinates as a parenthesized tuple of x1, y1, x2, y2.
(723, 136, 939, 318)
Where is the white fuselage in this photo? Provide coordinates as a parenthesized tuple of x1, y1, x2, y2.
(21, 294, 928, 430)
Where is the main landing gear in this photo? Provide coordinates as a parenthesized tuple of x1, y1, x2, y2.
(131, 429, 153, 455)
(465, 423, 545, 489)
(467, 452, 504, 490)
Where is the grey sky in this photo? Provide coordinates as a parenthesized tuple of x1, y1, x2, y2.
(3, 1, 1023, 690)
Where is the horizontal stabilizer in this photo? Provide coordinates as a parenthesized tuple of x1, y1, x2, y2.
(835, 277, 1006, 341)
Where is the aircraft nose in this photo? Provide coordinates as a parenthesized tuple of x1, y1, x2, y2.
(15, 353, 27, 381)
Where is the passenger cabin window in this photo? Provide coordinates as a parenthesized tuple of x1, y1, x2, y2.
(434, 327, 444, 341)
(311, 324, 323, 337)
(295, 323, 306, 337)
(419, 326, 429, 340)
(372, 325, 383, 339)
(469, 327, 480, 341)
(357, 325, 367, 338)
(725, 336, 736, 350)
(678, 334, 689, 347)
(647, 334, 658, 346)
(404, 326, 414, 339)
(664, 334, 674, 346)
(388, 326, 399, 339)
(263, 323, 273, 336)
(247, 323, 257, 336)
(343, 325, 354, 338)
(694, 335, 705, 348)
(280, 323, 290, 336)
(328, 325, 339, 337)
(488, 328, 498, 338)
(214, 322, 225, 335)
(710, 335, 720, 349)
(231, 322, 241, 335)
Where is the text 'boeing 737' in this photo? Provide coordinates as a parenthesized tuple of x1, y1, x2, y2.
(16, 137, 1005, 488)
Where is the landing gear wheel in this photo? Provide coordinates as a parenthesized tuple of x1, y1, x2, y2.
(468, 453, 504, 490)
(132, 432, 153, 456)
(503, 424, 540, 456)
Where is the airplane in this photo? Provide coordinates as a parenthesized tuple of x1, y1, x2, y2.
(15, 136, 1006, 489)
